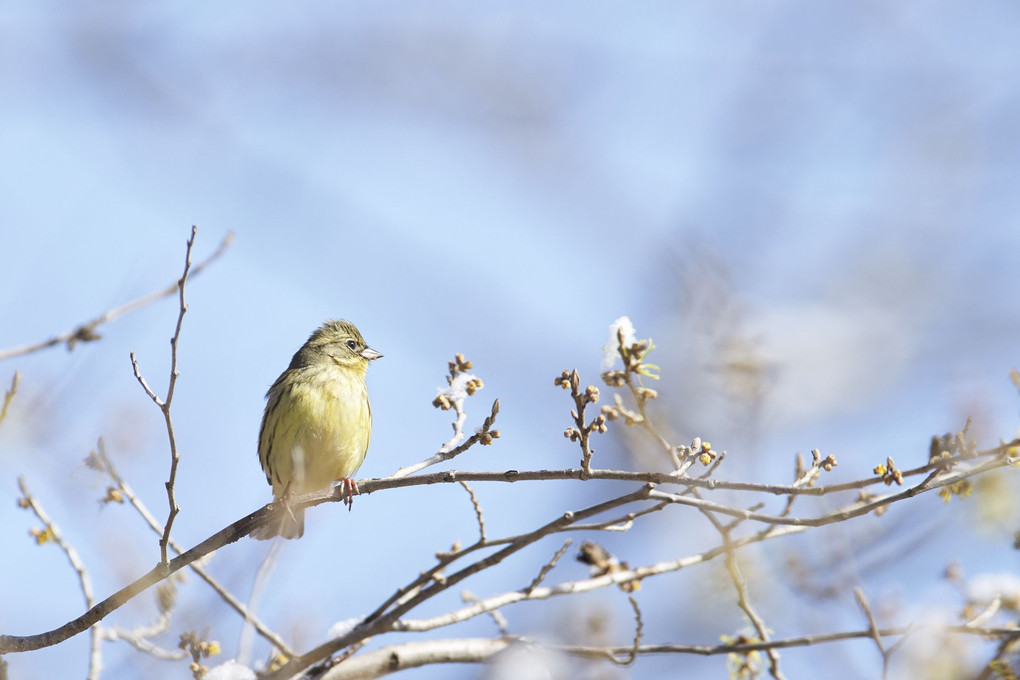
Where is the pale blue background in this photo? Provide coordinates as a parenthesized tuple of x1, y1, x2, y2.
(2, 2, 1019, 678)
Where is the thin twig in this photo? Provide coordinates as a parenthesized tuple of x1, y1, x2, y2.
(647, 469, 943, 528)
(0, 371, 20, 428)
(549, 622, 1019, 657)
(391, 525, 803, 634)
(17, 478, 103, 679)
(459, 481, 486, 543)
(130, 227, 197, 566)
(461, 592, 509, 636)
(854, 588, 893, 680)
(608, 595, 643, 666)
(525, 539, 573, 594)
(555, 369, 606, 478)
(567, 502, 669, 532)
(159, 227, 195, 565)
(394, 399, 500, 478)
(963, 593, 1002, 629)
(0, 232, 233, 361)
(720, 520, 785, 680)
(376, 439, 1017, 500)
(395, 354, 494, 477)
(100, 612, 186, 661)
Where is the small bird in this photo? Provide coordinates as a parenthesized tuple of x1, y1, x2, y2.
(252, 319, 382, 540)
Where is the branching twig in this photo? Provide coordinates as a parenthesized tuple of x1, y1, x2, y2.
(0, 232, 233, 361)
(129, 226, 197, 567)
(274, 487, 658, 679)
(854, 587, 909, 680)
(555, 369, 606, 478)
(394, 355, 499, 477)
(600, 321, 677, 469)
(394, 524, 801, 635)
(100, 612, 186, 661)
(719, 519, 785, 680)
(781, 449, 838, 517)
(17, 478, 103, 680)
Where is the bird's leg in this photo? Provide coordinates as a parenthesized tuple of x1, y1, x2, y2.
(338, 478, 360, 511)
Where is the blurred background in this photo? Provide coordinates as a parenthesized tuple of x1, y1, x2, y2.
(2, 2, 1019, 678)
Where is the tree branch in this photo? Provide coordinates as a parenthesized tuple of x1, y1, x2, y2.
(0, 231, 233, 361)
(129, 226, 197, 566)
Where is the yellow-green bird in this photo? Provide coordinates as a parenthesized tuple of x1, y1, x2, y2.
(252, 319, 382, 540)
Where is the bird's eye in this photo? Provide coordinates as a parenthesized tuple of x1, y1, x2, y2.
(346, 339, 358, 350)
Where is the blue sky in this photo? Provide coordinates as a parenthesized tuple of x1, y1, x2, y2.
(2, 3, 1020, 678)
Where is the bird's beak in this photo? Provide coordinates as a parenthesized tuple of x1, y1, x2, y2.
(361, 347, 383, 361)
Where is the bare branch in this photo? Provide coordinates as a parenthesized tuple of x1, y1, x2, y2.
(0, 371, 20, 428)
(129, 226, 197, 566)
(458, 481, 486, 543)
(157, 226, 196, 566)
(0, 494, 267, 654)
(274, 487, 658, 679)
(608, 595, 643, 666)
(397, 523, 807, 635)
(395, 356, 498, 478)
(718, 519, 785, 679)
(854, 587, 895, 680)
(525, 539, 572, 594)
(17, 478, 103, 679)
(460, 591, 509, 637)
(395, 398, 500, 478)
(100, 612, 186, 661)
(567, 502, 669, 532)
(129, 352, 161, 405)
(1, 437, 1014, 658)
(0, 231, 233, 361)
(647, 468, 944, 528)
(318, 638, 511, 680)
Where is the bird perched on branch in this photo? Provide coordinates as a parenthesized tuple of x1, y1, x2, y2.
(252, 319, 382, 540)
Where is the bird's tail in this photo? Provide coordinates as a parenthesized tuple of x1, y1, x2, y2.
(251, 505, 304, 540)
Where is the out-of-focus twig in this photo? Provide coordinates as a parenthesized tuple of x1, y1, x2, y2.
(459, 481, 486, 543)
(526, 539, 573, 594)
(17, 478, 103, 680)
(854, 587, 909, 680)
(0, 232, 233, 361)
(0, 371, 20, 428)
